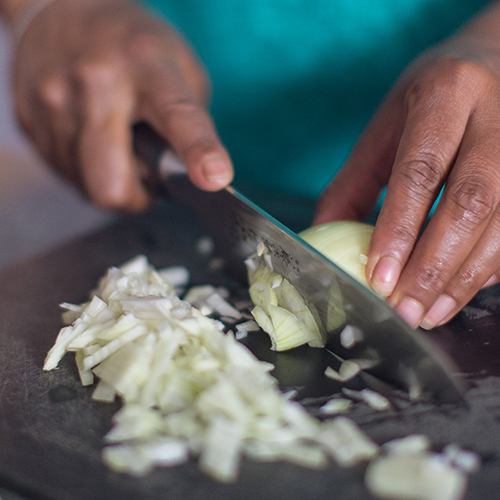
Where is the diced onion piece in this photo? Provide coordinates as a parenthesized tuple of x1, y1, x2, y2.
(60, 302, 83, 324)
(205, 293, 242, 320)
(319, 417, 379, 467)
(92, 379, 117, 402)
(196, 236, 214, 256)
(103, 438, 189, 476)
(280, 443, 328, 469)
(299, 221, 374, 286)
(340, 324, 364, 349)
(342, 388, 391, 411)
(365, 453, 467, 500)
(92, 335, 155, 401)
(119, 255, 150, 275)
(325, 361, 362, 382)
(320, 398, 353, 415)
(159, 266, 190, 287)
(442, 445, 481, 474)
(383, 435, 432, 456)
(199, 417, 244, 483)
(83, 324, 148, 370)
(338, 360, 361, 381)
(75, 350, 94, 386)
(236, 320, 259, 333)
(105, 404, 163, 442)
(359, 388, 391, 411)
(324, 366, 342, 381)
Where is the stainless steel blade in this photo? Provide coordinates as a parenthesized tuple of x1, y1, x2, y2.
(133, 122, 466, 404)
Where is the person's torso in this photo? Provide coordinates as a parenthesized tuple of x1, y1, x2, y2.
(139, 0, 491, 199)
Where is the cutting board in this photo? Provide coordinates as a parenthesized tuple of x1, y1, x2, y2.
(1, 199, 500, 500)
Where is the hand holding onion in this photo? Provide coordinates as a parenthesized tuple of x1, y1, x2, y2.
(314, 2, 500, 330)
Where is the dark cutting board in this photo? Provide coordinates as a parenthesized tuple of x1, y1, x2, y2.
(1, 199, 500, 500)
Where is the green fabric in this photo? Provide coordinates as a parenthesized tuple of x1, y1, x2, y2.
(138, 0, 490, 200)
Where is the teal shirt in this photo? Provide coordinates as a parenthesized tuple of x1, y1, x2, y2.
(138, 0, 490, 201)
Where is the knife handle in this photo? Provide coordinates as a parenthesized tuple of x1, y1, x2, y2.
(132, 121, 187, 195)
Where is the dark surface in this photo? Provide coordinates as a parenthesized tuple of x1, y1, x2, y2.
(1, 200, 500, 499)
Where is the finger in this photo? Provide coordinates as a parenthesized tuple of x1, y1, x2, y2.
(419, 213, 500, 329)
(37, 72, 82, 184)
(15, 80, 55, 163)
(76, 61, 150, 211)
(313, 92, 404, 225)
(136, 64, 233, 191)
(367, 65, 477, 300)
(397, 106, 500, 329)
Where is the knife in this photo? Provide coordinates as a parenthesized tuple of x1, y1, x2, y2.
(133, 122, 466, 405)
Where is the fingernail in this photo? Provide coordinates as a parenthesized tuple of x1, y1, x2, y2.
(371, 256, 402, 297)
(202, 155, 232, 185)
(395, 298, 424, 329)
(420, 294, 457, 330)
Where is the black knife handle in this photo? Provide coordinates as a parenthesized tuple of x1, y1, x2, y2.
(132, 121, 187, 195)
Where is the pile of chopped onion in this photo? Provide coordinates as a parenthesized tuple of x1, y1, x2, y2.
(43, 255, 479, 497)
(43, 256, 379, 481)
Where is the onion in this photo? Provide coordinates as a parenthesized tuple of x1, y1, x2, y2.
(299, 221, 374, 286)
(246, 221, 374, 352)
(44, 255, 375, 482)
(43, 254, 480, 496)
(365, 453, 467, 500)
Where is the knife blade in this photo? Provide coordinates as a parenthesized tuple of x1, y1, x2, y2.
(133, 122, 466, 404)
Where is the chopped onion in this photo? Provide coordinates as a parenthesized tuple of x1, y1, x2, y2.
(44, 255, 349, 482)
(365, 453, 467, 500)
(43, 253, 479, 496)
(246, 248, 324, 351)
(342, 388, 391, 411)
(319, 398, 353, 415)
(318, 417, 379, 467)
(339, 324, 364, 349)
(383, 435, 432, 455)
(199, 417, 244, 483)
(442, 445, 481, 474)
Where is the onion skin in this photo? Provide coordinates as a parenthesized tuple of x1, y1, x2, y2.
(299, 221, 374, 287)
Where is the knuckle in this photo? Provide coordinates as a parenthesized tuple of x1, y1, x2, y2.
(454, 266, 482, 289)
(38, 74, 67, 109)
(181, 137, 221, 162)
(448, 178, 496, 225)
(396, 155, 443, 199)
(413, 260, 449, 294)
(406, 56, 493, 109)
(387, 223, 418, 250)
(74, 60, 117, 91)
(125, 32, 165, 60)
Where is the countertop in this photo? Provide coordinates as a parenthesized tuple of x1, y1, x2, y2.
(1, 200, 500, 500)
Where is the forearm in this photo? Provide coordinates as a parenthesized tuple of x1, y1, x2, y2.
(447, 1, 500, 52)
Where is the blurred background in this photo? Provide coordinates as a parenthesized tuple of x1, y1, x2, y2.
(0, 22, 113, 270)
